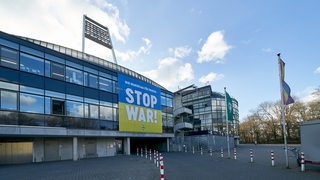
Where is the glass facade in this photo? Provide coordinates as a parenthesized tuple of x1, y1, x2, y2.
(0, 32, 173, 133)
(174, 85, 239, 135)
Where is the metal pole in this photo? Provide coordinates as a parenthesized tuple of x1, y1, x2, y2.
(224, 87, 230, 158)
(277, 53, 289, 168)
(82, 15, 86, 53)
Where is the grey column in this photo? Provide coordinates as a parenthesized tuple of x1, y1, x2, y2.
(167, 138, 170, 152)
(124, 137, 130, 155)
(73, 137, 78, 161)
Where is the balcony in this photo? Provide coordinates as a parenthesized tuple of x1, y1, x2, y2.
(174, 122, 193, 133)
(173, 107, 192, 117)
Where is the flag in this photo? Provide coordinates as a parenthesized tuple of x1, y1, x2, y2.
(282, 81, 294, 105)
(278, 55, 294, 105)
(225, 92, 234, 121)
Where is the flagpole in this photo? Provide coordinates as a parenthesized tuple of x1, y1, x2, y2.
(224, 87, 230, 158)
(277, 53, 289, 168)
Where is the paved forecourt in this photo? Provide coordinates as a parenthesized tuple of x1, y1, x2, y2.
(1, 144, 319, 180)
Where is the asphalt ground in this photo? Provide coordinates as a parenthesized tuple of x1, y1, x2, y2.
(0, 144, 319, 180)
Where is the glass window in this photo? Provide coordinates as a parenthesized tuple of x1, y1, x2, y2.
(66, 100, 83, 117)
(66, 67, 83, 85)
(45, 60, 51, 77)
(45, 97, 51, 114)
(1, 90, 17, 110)
(20, 93, 44, 113)
(52, 62, 65, 80)
(45, 90, 65, 99)
(0, 81, 18, 90)
(20, 85, 44, 95)
(89, 104, 99, 119)
(52, 99, 65, 115)
(20, 46, 44, 57)
(1, 47, 19, 69)
(45, 53, 65, 64)
(20, 53, 44, 75)
(99, 77, 112, 92)
(89, 74, 98, 88)
(100, 105, 113, 120)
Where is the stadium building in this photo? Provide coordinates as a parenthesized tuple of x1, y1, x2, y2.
(172, 85, 239, 152)
(0, 30, 174, 164)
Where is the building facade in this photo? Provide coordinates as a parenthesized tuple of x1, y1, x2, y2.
(0, 31, 174, 164)
(173, 85, 239, 136)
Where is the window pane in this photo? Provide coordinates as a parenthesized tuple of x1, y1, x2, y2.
(89, 104, 99, 119)
(89, 74, 98, 88)
(100, 105, 113, 120)
(66, 67, 83, 85)
(1, 90, 17, 110)
(66, 100, 83, 117)
(99, 77, 112, 92)
(52, 99, 65, 115)
(45, 60, 51, 77)
(20, 85, 44, 95)
(20, 93, 44, 113)
(0, 81, 18, 90)
(52, 63, 65, 80)
(1, 47, 19, 69)
(20, 53, 44, 75)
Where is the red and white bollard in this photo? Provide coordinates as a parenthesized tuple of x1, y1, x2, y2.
(159, 154, 164, 180)
(234, 148, 237, 160)
(271, 150, 275, 167)
(221, 147, 224, 158)
(141, 148, 143, 157)
(149, 149, 152, 161)
(301, 151, 305, 172)
(137, 147, 139, 156)
(249, 149, 254, 163)
(154, 150, 156, 164)
(156, 151, 159, 167)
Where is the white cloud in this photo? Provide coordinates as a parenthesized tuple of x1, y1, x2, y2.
(262, 48, 272, 53)
(141, 57, 194, 91)
(0, 0, 129, 52)
(199, 72, 224, 84)
(296, 86, 319, 103)
(169, 46, 192, 58)
(115, 38, 152, 62)
(314, 67, 320, 74)
(20, 95, 36, 105)
(197, 31, 232, 63)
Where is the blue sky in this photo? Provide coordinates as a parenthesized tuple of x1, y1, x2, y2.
(0, 0, 319, 120)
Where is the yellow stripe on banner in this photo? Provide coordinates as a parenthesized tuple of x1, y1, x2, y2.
(118, 102, 162, 133)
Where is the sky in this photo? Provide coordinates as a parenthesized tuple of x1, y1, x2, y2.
(0, 0, 319, 121)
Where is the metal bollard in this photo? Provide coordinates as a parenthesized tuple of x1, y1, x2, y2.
(141, 148, 143, 158)
(137, 147, 139, 156)
(221, 147, 224, 158)
(210, 148, 213, 156)
(234, 148, 237, 160)
(192, 146, 195, 154)
(301, 152, 305, 172)
(154, 150, 156, 164)
(145, 147, 148, 159)
(271, 150, 275, 167)
(150, 149, 152, 161)
(200, 146, 203, 155)
(156, 151, 159, 167)
(250, 149, 253, 163)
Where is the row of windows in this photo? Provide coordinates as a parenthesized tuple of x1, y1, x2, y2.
(1, 45, 174, 107)
(0, 81, 117, 121)
(0, 45, 117, 93)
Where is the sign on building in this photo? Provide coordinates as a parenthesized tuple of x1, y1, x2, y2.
(118, 74, 162, 133)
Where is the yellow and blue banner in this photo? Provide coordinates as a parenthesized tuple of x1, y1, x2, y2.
(118, 74, 162, 133)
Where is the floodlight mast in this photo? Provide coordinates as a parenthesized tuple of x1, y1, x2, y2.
(82, 14, 117, 64)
